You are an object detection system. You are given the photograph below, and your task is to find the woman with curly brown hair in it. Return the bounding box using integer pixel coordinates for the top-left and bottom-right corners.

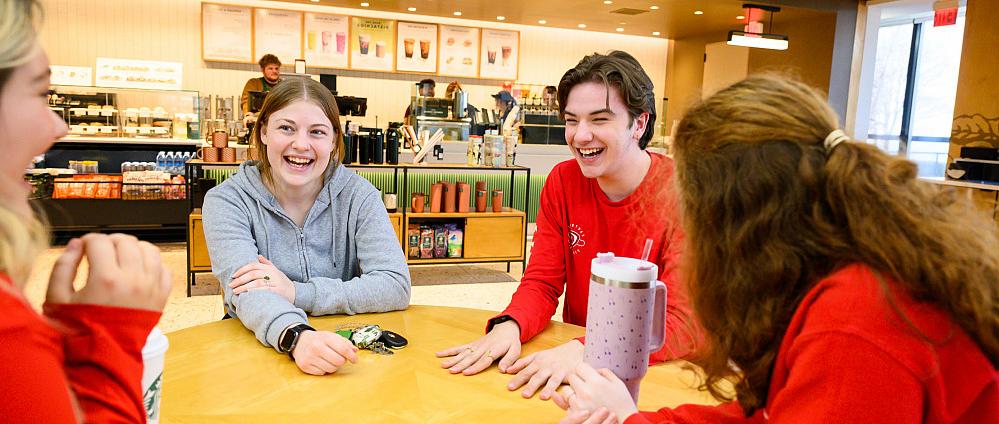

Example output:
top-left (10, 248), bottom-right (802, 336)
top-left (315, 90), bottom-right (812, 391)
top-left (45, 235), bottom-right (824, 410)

top-left (554, 74), bottom-right (998, 423)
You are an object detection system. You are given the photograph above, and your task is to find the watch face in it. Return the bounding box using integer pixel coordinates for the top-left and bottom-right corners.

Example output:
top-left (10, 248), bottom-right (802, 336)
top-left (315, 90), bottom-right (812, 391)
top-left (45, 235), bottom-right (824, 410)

top-left (350, 325), bottom-right (383, 348)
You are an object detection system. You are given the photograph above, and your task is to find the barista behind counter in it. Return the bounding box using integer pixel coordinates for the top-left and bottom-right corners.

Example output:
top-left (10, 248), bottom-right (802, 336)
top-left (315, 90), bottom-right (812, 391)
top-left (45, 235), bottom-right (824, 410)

top-left (240, 54), bottom-right (283, 118)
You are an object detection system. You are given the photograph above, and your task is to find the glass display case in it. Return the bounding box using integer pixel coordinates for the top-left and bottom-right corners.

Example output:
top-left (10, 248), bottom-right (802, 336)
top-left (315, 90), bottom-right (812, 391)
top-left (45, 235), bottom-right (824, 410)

top-left (49, 85), bottom-right (201, 140)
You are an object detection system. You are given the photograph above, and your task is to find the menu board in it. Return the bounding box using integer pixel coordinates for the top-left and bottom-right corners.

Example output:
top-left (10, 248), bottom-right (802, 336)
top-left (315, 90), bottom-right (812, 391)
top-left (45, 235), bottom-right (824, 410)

top-left (395, 22), bottom-right (438, 73)
top-left (50, 66), bottom-right (92, 86)
top-left (438, 25), bottom-right (479, 78)
top-left (350, 17), bottom-right (395, 72)
top-left (479, 29), bottom-right (519, 80)
top-left (95, 58), bottom-right (182, 90)
top-left (254, 8), bottom-right (303, 64)
top-left (304, 13), bottom-right (350, 69)
top-left (202, 3), bottom-right (253, 62)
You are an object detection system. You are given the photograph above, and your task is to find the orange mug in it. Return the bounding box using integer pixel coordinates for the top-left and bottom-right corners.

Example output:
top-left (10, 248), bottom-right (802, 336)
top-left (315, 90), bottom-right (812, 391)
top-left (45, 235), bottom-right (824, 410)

top-left (197, 147), bottom-right (219, 162)
top-left (221, 147), bottom-right (236, 163)
top-left (411, 192), bottom-right (426, 213)
top-left (211, 130), bottom-right (228, 148)
top-left (491, 189), bottom-right (504, 212)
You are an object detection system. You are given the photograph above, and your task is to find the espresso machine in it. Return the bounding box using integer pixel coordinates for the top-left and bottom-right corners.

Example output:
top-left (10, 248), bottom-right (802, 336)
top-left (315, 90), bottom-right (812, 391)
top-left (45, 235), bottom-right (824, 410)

top-left (411, 83), bottom-right (471, 142)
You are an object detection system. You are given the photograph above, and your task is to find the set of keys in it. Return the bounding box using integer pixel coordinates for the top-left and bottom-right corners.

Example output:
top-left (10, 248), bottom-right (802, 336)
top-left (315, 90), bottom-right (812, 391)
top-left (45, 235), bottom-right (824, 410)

top-left (335, 324), bottom-right (407, 355)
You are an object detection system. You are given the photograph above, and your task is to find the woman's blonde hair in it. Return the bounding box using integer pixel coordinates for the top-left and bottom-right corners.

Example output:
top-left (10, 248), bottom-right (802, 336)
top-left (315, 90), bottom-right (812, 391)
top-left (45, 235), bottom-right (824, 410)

top-left (673, 74), bottom-right (999, 414)
top-left (251, 77), bottom-right (344, 186)
top-left (0, 0), bottom-right (47, 285)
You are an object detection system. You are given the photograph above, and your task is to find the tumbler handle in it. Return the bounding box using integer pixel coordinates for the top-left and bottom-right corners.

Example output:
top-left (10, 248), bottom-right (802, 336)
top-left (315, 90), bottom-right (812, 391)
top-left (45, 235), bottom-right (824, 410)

top-left (648, 281), bottom-right (667, 352)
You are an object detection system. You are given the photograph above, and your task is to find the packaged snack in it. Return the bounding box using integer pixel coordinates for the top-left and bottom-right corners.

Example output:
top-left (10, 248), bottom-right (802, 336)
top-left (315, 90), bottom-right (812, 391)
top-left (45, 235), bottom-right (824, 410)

top-left (420, 226), bottom-right (434, 259)
top-left (433, 224), bottom-right (448, 258)
top-left (407, 224), bottom-right (421, 258)
top-left (446, 224), bottom-right (463, 258)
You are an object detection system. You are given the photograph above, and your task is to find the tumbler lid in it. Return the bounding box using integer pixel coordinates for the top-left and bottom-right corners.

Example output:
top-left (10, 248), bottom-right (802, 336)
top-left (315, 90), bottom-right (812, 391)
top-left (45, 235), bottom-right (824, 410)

top-left (590, 252), bottom-right (658, 289)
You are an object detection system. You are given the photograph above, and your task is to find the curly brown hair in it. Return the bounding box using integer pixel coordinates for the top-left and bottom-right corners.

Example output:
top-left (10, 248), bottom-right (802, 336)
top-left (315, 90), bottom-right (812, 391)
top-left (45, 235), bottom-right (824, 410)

top-left (672, 74), bottom-right (999, 414)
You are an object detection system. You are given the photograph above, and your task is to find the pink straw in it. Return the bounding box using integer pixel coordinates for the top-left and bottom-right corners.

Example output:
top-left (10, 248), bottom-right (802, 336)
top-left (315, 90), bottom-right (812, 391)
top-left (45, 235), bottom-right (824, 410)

top-left (638, 238), bottom-right (654, 270)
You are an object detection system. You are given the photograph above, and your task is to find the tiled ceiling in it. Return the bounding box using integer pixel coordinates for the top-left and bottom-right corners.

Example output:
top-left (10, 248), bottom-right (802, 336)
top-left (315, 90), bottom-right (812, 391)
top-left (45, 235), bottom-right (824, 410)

top-left (268, 0), bottom-right (843, 39)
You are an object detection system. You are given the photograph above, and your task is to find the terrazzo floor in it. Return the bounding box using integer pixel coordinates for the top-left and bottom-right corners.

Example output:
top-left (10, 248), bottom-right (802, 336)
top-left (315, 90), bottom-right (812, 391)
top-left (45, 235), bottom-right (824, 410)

top-left (21, 239), bottom-right (565, 335)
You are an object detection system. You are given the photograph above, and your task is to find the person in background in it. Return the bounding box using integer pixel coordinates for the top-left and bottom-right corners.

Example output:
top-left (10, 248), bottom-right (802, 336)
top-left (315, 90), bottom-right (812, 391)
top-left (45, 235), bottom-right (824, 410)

top-left (0, 1), bottom-right (172, 422)
top-left (437, 51), bottom-right (699, 401)
top-left (542, 85), bottom-right (558, 109)
top-left (444, 80), bottom-right (478, 125)
top-left (241, 54), bottom-right (283, 118)
top-left (404, 78), bottom-right (436, 124)
top-left (203, 77), bottom-right (411, 376)
top-left (492, 90), bottom-right (521, 135)
top-left (555, 75), bottom-right (999, 424)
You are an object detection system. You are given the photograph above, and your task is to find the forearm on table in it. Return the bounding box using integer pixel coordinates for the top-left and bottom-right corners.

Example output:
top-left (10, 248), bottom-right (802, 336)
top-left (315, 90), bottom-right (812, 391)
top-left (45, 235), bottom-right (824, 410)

top-left (230, 289), bottom-right (308, 349)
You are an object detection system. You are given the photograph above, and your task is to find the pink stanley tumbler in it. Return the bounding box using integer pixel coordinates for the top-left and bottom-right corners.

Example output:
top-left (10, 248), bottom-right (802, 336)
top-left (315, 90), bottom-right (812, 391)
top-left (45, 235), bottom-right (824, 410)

top-left (584, 252), bottom-right (667, 402)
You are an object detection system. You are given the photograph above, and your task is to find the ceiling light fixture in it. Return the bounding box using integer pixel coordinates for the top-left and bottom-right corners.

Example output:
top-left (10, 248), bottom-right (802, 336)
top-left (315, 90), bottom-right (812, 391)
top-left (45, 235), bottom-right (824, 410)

top-left (650, 5), bottom-right (659, 10)
top-left (578, 23), bottom-right (587, 28)
top-left (727, 4), bottom-right (789, 50)
top-left (694, 10), bottom-right (703, 15)
top-left (408, 7), bottom-right (416, 12)
top-left (497, 16), bottom-right (505, 20)
top-left (538, 19), bottom-right (547, 24)
top-left (736, 15), bottom-right (745, 19)
top-left (360, 2), bottom-right (369, 6)
top-left (453, 11), bottom-right (462, 16)
top-left (652, 31), bottom-right (660, 36)
top-left (310, 0), bottom-right (319, 3)
top-left (616, 27), bottom-right (624, 32)
top-left (603, 0), bottom-right (613, 4)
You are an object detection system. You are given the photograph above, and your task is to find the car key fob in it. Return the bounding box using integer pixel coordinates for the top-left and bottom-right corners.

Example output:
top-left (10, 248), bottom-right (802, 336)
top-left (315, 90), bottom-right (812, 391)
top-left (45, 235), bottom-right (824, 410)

top-left (378, 330), bottom-right (408, 349)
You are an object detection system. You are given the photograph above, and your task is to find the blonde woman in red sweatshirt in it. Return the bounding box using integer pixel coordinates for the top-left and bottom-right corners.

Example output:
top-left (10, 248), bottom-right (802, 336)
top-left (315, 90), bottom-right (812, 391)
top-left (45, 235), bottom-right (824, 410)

top-left (0, 1), bottom-right (171, 422)
top-left (555, 75), bottom-right (999, 423)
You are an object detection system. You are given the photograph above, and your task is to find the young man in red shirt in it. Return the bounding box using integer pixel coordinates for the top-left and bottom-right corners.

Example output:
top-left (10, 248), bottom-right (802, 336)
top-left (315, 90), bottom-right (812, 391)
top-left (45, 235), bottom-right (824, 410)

top-left (436, 51), bottom-right (700, 400)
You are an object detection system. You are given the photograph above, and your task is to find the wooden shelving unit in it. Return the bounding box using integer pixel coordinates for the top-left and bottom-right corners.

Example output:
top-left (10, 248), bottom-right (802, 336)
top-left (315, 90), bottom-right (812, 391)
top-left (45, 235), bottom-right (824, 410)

top-left (404, 208), bottom-right (526, 264)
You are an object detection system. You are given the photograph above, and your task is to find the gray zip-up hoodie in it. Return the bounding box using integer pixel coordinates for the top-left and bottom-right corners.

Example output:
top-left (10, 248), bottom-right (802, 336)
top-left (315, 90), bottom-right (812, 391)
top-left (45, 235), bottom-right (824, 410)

top-left (202, 161), bottom-right (410, 350)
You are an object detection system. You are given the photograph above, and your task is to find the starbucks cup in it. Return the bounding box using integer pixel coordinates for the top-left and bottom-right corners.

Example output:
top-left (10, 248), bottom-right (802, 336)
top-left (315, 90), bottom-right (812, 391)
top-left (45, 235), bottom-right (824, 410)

top-left (141, 327), bottom-right (169, 423)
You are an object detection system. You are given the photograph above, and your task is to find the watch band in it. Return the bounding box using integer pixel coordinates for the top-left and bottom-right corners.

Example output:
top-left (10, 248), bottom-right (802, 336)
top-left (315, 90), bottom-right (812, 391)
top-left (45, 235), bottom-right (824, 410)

top-left (487, 315), bottom-right (516, 332)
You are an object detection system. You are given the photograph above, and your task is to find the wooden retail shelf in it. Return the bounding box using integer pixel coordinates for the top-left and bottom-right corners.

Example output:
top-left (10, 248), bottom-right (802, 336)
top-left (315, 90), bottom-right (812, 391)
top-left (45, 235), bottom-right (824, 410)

top-left (405, 208), bottom-right (525, 219)
top-left (407, 257), bottom-right (524, 265)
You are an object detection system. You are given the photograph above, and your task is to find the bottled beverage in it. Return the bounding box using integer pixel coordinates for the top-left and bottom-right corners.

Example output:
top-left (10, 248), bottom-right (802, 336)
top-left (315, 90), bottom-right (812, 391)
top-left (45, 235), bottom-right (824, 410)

top-left (156, 151), bottom-right (167, 172)
top-left (164, 152), bottom-right (177, 175)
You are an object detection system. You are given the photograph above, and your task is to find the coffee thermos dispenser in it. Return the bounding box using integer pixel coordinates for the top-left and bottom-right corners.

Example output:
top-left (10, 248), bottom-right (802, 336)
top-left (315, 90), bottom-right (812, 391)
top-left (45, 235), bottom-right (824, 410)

top-left (385, 129), bottom-right (400, 165)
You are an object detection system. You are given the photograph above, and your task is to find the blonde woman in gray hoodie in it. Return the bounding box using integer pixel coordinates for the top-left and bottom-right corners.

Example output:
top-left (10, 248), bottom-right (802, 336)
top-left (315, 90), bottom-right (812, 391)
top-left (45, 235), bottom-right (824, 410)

top-left (202, 78), bottom-right (411, 376)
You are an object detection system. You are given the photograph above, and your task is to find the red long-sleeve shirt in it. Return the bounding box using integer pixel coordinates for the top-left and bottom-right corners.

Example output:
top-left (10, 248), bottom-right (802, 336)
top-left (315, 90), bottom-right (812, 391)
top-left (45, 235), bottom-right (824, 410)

top-left (625, 264), bottom-right (999, 423)
top-left (493, 153), bottom-right (700, 362)
top-left (0, 274), bottom-right (161, 423)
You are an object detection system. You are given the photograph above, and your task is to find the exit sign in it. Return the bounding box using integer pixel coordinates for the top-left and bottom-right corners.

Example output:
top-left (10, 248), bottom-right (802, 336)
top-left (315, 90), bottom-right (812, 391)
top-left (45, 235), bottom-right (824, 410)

top-left (933, 0), bottom-right (959, 27)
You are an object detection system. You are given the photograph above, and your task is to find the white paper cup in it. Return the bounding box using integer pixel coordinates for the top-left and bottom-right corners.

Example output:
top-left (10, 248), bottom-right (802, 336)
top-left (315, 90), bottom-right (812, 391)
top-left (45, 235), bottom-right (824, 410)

top-left (141, 327), bottom-right (169, 424)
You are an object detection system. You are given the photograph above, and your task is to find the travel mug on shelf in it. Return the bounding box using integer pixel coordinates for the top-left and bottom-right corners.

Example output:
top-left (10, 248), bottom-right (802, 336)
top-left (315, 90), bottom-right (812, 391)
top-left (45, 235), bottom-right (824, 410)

top-left (198, 147), bottom-right (219, 163)
top-left (371, 130), bottom-right (385, 164)
top-left (342, 133), bottom-right (354, 164)
top-left (443, 182), bottom-right (456, 213)
top-left (221, 147), bottom-right (236, 163)
top-left (358, 133), bottom-right (370, 165)
top-left (475, 189), bottom-right (487, 212)
top-left (211, 130), bottom-right (227, 148)
top-left (383, 193), bottom-right (398, 213)
top-left (457, 182), bottom-right (470, 213)
top-left (385, 130), bottom-right (400, 164)
top-left (584, 252), bottom-right (667, 402)
top-left (430, 183), bottom-right (443, 213)
top-left (410, 192), bottom-right (426, 213)
top-left (491, 189), bottom-right (504, 212)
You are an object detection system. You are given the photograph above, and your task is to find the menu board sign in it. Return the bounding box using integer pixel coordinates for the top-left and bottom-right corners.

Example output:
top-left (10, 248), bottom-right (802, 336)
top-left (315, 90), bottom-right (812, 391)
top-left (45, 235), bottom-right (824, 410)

top-left (396, 22), bottom-right (438, 73)
top-left (350, 17), bottom-right (395, 72)
top-left (50, 66), bottom-right (93, 86)
top-left (254, 8), bottom-right (303, 64)
top-left (438, 25), bottom-right (479, 78)
top-left (479, 29), bottom-right (519, 80)
top-left (202, 3), bottom-right (253, 63)
top-left (95, 58), bottom-right (183, 90)
top-left (304, 13), bottom-right (350, 69)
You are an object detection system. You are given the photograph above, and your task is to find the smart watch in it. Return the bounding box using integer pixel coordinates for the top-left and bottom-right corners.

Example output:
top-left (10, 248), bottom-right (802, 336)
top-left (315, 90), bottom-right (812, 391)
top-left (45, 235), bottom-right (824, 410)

top-left (279, 323), bottom-right (315, 359)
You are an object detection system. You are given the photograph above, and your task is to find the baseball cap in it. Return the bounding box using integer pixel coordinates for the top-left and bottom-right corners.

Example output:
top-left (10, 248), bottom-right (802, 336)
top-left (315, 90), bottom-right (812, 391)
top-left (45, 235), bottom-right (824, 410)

top-left (491, 90), bottom-right (515, 103)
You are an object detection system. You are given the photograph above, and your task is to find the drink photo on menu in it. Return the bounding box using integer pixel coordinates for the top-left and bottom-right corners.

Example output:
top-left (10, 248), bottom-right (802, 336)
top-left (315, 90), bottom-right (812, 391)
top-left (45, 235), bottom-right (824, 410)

top-left (479, 28), bottom-right (518, 79)
top-left (396, 22), bottom-right (438, 73)
top-left (351, 16), bottom-right (394, 71)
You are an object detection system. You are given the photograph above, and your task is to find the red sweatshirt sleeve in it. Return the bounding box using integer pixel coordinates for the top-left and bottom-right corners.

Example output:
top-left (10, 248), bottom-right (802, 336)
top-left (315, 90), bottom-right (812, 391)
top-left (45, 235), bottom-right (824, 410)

top-left (649, 204), bottom-right (701, 363)
top-left (44, 303), bottom-right (162, 424)
top-left (490, 170), bottom-right (568, 342)
top-left (623, 331), bottom-right (926, 423)
top-left (0, 299), bottom-right (79, 423)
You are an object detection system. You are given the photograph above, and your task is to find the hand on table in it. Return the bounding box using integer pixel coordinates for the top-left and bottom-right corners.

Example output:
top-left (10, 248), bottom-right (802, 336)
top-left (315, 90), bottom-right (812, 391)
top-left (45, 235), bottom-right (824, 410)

top-left (553, 362), bottom-right (638, 424)
top-left (435, 320), bottom-right (522, 375)
top-left (46, 233), bottom-right (171, 312)
top-left (230, 255), bottom-right (295, 303)
top-left (292, 330), bottom-right (359, 376)
top-left (504, 339), bottom-right (584, 400)
top-left (558, 408), bottom-right (618, 424)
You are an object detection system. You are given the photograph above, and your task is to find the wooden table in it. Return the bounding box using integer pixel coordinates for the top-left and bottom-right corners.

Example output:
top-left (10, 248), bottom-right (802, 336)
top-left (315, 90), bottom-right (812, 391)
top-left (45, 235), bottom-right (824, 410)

top-left (161, 305), bottom-right (719, 423)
